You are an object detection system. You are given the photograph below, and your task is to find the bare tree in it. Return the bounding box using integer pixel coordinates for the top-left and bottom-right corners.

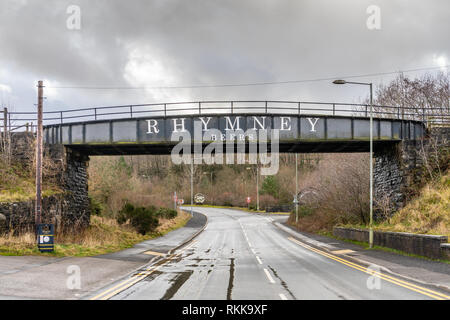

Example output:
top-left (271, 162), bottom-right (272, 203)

top-left (369, 72), bottom-right (450, 121)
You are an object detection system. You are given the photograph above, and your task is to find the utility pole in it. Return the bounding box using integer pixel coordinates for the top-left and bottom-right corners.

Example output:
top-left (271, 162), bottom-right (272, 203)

top-left (369, 83), bottom-right (374, 249)
top-left (35, 80), bottom-right (44, 227)
top-left (295, 153), bottom-right (299, 223)
top-left (256, 162), bottom-right (259, 211)
top-left (190, 155), bottom-right (194, 216)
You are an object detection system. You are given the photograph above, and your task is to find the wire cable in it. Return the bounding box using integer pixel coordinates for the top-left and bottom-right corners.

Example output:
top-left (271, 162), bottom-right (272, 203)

top-left (47, 65), bottom-right (449, 90)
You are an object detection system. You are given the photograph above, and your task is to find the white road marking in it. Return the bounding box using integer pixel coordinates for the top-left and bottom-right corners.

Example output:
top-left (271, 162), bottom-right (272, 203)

top-left (279, 293), bottom-right (288, 300)
top-left (264, 268), bottom-right (276, 284)
top-left (256, 256), bottom-right (263, 265)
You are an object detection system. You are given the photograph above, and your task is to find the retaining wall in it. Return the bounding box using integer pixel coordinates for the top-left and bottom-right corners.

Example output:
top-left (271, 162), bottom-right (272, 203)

top-left (333, 227), bottom-right (448, 259)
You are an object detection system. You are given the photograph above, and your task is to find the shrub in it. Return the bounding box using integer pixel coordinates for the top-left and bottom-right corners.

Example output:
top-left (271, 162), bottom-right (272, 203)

top-left (117, 203), bottom-right (159, 235)
top-left (89, 196), bottom-right (104, 216)
top-left (156, 207), bottom-right (178, 219)
top-left (260, 176), bottom-right (280, 199)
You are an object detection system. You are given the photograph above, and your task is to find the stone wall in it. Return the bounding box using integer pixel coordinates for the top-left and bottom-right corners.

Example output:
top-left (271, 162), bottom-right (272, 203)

top-left (0, 195), bottom-right (73, 233)
top-left (10, 132), bottom-right (35, 165)
top-left (0, 135), bottom-right (91, 233)
top-left (47, 145), bottom-right (91, 229)
top-left (333, 227), bottom-right (448, 259)
top-left (373, 127), bottom-right (449, 216)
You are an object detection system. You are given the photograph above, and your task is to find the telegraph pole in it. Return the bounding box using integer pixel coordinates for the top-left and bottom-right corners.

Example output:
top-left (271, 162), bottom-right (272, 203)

top-left (35, 80), bottom-right (44, 227)
top-left (256, 162), bottom-right (259, 211)
top-left (295, 153), bottom-right (299, 223)
top-left (190, 155), bottom-right (194, 216)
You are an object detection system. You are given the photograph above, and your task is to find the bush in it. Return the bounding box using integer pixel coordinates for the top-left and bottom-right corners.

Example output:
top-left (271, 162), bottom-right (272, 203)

top-left (260, 176), bottom-right (280, 199)
top-left (89, 196), bottom-right (104, 216)
top-left (117, 203), bottom-right (159, 235)
top-left (156, 207), bottom-right (178, 219)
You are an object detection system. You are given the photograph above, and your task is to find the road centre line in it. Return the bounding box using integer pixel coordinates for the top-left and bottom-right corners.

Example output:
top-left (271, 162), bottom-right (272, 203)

top-left (264, 268), bottom-right (276, 284)
top-left (256, 256), bottom-right (263, 265)
top-left (287, 237), bottom-right (449, 300)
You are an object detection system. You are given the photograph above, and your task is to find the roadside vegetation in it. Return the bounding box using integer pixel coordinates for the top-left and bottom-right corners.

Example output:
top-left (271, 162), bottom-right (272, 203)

top-left (0, 154), bottom-right (61, 202)
top-left (347, 170), bottom-right (449, 238)
top-left (0, 210), bottom-right (191, 256)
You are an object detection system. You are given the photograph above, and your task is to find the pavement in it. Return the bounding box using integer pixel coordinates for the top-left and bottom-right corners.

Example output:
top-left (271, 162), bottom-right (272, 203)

top-left (0, 210), bottom-right (206, 300)
top-left (89, 207), bottom-right (450, 300)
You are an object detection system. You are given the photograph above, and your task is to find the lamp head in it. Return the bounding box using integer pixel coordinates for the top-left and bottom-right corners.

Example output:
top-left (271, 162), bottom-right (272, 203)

top-left (333, 79), bottom-right (347, 85)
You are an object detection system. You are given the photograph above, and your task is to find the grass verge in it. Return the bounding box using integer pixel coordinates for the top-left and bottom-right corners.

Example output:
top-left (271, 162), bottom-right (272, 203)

top-left (0, 210), bottom-right (191, 257)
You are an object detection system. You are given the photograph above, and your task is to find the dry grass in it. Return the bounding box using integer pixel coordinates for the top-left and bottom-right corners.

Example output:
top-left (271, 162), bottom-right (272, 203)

top-left (374, 171), bottom-right (450, 238)
top-left (0, 156), bottom-right (61, 202)
top-left (0, 210), bottom-right (191, 257)
top-left (287, 208), bottom-right (341, 234)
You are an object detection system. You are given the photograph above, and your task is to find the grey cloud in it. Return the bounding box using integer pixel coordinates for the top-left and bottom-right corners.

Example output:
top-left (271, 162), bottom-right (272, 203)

top-left (0, 0), bottom-right (448, 111)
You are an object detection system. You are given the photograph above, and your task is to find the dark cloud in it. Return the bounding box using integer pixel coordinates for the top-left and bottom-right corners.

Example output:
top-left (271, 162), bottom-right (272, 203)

top-left (0, 0), bottom-right (448, 111)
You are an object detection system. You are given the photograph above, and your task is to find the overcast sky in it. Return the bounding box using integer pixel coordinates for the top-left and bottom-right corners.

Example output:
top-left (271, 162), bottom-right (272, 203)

top-left (0, 0), bottom-right (448, 114)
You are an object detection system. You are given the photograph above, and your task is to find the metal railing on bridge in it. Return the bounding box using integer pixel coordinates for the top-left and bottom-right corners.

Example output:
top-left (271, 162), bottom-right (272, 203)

top-left (2, 101), bottom-right (449, 132)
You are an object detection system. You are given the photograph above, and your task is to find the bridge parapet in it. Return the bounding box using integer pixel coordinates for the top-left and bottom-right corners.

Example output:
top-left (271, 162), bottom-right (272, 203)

top-left (42, 113), bottom-right (426, 155)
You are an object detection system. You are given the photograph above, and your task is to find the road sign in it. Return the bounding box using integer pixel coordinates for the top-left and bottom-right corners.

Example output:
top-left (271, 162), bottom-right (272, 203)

top-left (246, 196), bottom-right (251, 204)
top-left (194, 193), bottom-right (205, 204)
top-left (178, 199), bottom-right (184, 205)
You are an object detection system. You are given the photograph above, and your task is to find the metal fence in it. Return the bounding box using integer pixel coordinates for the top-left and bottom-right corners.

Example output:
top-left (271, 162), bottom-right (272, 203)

top-left (3, 101), bottom-right (450, 132)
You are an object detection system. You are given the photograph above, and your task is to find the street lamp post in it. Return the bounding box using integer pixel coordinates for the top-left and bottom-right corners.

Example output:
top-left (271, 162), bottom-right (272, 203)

top-left (246, 161), bottom-right (259, 211)
top-left (256, 164), bottom-right (259, 211)
top-left (333, 80), bottom-right (374, 249)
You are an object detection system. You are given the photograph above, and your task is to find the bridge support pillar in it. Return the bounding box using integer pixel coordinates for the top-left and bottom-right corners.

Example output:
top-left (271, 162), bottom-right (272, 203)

top-left (373, 141), bottom-right (421, 218)
top-left (48, 145), bottom-right (90, 229)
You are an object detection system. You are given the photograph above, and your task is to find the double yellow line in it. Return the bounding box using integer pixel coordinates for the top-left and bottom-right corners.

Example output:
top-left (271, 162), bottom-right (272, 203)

top-left (287, 237), bottom-right (450, 300)
top-left (90, 240), bottom-right (197, 300)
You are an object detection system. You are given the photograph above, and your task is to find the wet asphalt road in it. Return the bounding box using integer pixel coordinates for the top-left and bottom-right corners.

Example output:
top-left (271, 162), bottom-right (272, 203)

top-left (105, 207), bottom-right (446, 300)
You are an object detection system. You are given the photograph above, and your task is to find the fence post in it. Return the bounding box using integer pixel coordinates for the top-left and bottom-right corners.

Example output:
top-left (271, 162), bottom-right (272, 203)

top-left (199, 102), bottom-right (201, 115)
top-left (333, 103), bottom-right (335, 116)
top-left (2, 107), bottom-right (6, 139)
top-left (231, 101), bottom-right (233, 114)
top-left (94, 108), bottom-right (97, 120)
top-left (265, 101), bottom-right (268, 114)
top-left (130, 105), bottom-right (133, 118)
top-left (298, 102), bottom-right (301, 116)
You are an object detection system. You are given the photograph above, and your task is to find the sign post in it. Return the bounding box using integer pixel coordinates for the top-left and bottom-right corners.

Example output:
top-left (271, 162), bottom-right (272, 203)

top-left (173, 191), bottom-right (177, 210)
